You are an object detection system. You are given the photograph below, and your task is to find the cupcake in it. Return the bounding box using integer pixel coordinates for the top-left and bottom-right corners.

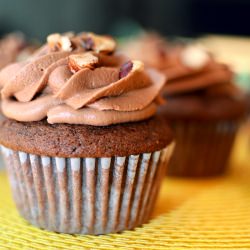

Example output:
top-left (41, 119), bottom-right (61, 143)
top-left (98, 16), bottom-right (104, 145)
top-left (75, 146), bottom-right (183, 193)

top-left (159, 45), bottom-right (246, 177)
top-left (0, 33), bottom-right (37, 116)
top-left (0, 32), bottom-right (37, 69)
top-left (123, 34), bottom-right (246, 177)
top-left (121, 32), bottom-right (177, 71)
top-left (0, 32), bottom-right (174, 234)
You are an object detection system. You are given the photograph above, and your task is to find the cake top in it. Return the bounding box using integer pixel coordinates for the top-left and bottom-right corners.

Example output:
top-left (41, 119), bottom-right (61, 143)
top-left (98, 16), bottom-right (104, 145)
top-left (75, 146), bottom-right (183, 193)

top-left (0, 32), bottom-right (166, 126)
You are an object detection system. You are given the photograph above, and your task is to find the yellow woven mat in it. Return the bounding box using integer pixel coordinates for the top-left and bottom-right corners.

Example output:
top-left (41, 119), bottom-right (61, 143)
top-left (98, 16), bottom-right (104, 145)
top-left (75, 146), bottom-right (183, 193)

top-left (0, 131), bottom-right (250, 249)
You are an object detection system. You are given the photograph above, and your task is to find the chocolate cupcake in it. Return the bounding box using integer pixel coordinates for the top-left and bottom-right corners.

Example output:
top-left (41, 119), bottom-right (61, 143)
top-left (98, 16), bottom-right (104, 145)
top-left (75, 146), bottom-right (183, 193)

top-left (159, 45), bottom-right (246, 177)
top-left (121, 32), bottom-right (177, 72)
top-left (0, 32), bottom-right (38, 70)
top-left (122, 34), bottom-right (247, 176)
top-left (0, 32), bottom-right (174, 234)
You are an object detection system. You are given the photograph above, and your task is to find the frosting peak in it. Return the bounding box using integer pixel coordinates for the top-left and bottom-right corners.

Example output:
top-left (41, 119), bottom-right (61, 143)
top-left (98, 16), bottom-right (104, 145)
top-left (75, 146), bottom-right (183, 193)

top-left (0, 32), bottom-right (166, 126)
top-left (122, 34), bottom-right (238, 98)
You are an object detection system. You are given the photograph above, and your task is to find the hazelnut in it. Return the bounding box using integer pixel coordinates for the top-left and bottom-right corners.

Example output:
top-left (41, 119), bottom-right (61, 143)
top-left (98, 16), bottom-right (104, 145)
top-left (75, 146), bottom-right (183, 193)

top-left (47, 33), bottom-right (61, 46)
top-left (181, 45), bottom-right (209, 69)
top-left (81, 37), bottom-right (95, 51)
top-left (68, 52), bottom-right (99, 73)
top-left (131, 60), bottom-right (144, 71)
top-left (119, 60), bottom-right (144, 79)
top-left (119, 60), bottom-right (133, 79)
top-left (81, 32), bottom-right (116, 53)
top-left (60, 36), bottom-right (72, 52)
top-left (47, 33), bottom-right (73, 52)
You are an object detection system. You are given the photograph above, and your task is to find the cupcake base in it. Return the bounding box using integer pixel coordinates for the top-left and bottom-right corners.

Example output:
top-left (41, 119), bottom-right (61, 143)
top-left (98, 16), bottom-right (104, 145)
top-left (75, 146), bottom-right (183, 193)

top-left (167, 120), bottom-right (239, 177)
top-left (2, 143), bottom-right (174, 235)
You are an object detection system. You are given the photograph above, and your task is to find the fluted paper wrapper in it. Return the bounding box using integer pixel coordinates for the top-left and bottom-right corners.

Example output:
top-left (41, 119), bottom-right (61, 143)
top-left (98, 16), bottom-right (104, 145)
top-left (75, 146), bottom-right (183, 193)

top-left (168, 121), bottom-right (239, 177)
top-left (1, 144), bottom-right (174, 235)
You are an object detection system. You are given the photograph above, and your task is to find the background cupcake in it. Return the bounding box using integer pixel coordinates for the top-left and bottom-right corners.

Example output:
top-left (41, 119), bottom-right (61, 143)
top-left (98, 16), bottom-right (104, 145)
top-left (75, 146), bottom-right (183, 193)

top-left (122, 34), bottom-right (246, 177)
top-left (0, 32), bottom-right (38, 116)
top-left (0, 32), bottom-right (32, 168)
top-left (120, 32), bottom-right (180, 73)
top-left (159, 45), bottom-right (246, 177)
top-left (0, 32), bottom-right (174, 234)
top-left (0, 32), bottom-right (38, 70)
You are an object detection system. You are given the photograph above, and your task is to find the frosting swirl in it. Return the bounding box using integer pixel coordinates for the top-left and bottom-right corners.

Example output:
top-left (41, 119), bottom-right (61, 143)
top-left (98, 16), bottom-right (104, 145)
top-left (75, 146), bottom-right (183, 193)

top-left (161, 45), bottom-right (235, 96)
top-left (122, 34), bottom-right (234, 96)
top-left (123, 33), bottom-right (246, 120)
top-left (0, 32), bottom-right (166, 126)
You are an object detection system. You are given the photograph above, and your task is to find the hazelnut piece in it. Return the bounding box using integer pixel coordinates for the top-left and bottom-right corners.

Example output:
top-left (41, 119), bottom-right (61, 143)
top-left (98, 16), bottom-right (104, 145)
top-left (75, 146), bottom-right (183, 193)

top-left (47, 33), bottom-right (73, 52)
top-left (119, 60), bottom-right (133, 79)
top-left (181, 45), bottom-right (209, 69)
top-left (68, 52), bottom-right (98, 73)
top-left (81, 33), bottom-right (116, 53)
top-left (119, 60), bottom-right (144, 79)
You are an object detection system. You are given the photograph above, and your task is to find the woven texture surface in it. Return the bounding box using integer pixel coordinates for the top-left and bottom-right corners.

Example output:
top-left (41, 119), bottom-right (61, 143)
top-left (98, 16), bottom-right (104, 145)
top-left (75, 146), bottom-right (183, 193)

top-left (0, 131), bottom-right (249, 249)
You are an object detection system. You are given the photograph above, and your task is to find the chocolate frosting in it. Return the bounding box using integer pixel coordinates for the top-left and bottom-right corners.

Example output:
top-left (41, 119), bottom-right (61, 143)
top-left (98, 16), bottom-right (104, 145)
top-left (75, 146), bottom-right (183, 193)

top-left (0, 32), bottom-right (166, 126)
top-left (161, 45), bottom-right (246, 120)
top-left (122, 34), bottom-right (246, 120)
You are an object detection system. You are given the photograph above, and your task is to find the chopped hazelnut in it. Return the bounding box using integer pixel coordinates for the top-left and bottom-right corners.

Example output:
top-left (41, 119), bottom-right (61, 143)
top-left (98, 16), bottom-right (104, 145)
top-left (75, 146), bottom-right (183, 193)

top-left (60, 36), bottom-right (72, 52)
top-left (68, 52), bottom-right (99, 73)
top-left (181, 45), bottom-right (209, 69)
top-left (81, 37), bottom-right (94, 51)
top-left (47, 33), bottom-right (61, 47)
top-left (119, 61), bottom-right (133, 79)
top-left (119, 60), bottom-right (144, 79)
top-left (47, 33), bottom-right (73, 52)
top-left (81, 32), bottom-right (116, 53)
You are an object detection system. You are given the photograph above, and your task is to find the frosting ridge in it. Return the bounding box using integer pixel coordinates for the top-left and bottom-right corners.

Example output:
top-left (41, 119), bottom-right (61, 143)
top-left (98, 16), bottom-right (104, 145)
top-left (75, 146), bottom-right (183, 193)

top-left (0, 32), bottom-right (166, 126)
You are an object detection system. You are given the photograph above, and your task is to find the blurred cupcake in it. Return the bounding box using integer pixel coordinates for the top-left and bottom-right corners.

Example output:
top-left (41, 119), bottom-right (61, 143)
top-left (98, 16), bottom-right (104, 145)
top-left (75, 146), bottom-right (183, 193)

top-left (0, 32), bottom-right (37, 69)
top-left (123, 33), bottom-right (246, 176)
top-left (0, 32), bottom-right (174, 234)
top-left (0, 32), bottom-right (37, 116)
top-left (159, 45), bottom-right (246, 177)
top-left (121, 32), bottom-right (177, 72)
top-left (0, 32), bottom-right (34, 168)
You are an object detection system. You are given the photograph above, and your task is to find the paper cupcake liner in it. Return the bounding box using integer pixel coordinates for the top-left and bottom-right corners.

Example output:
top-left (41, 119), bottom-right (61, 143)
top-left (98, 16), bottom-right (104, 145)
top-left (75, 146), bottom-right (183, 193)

top-left (167, 120), bottom-right (240, 177)
top-left (1, 143), bottom-right (174, 235)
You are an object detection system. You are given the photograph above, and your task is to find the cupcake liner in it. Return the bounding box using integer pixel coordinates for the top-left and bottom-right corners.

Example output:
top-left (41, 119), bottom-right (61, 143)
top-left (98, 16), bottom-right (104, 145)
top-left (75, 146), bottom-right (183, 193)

top-left (167, 120), bottom-right (239, 177)
top-left (1, 143), bottom-right (174, 235)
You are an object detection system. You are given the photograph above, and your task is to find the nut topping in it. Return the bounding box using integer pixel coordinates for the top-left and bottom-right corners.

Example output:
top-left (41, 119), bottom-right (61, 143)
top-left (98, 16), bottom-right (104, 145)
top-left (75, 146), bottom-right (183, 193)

top-left (119, 60), bottom-right (133, 79)
top-left (181, 45), bottom-right (209, 69)
top-left (119, 60), bottom-right (144, 79)
top-left (81, 32), bottom-right (116, 54)
top-left (68, 52), bottom-right (99, 73)
top-left (47, 33), bottom-right (73, 52)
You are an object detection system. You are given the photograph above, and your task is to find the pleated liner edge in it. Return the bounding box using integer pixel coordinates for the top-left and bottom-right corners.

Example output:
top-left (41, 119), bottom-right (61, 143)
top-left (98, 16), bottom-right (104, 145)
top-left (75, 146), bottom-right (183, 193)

top-left (1, 143), bottom-right (174, 235)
